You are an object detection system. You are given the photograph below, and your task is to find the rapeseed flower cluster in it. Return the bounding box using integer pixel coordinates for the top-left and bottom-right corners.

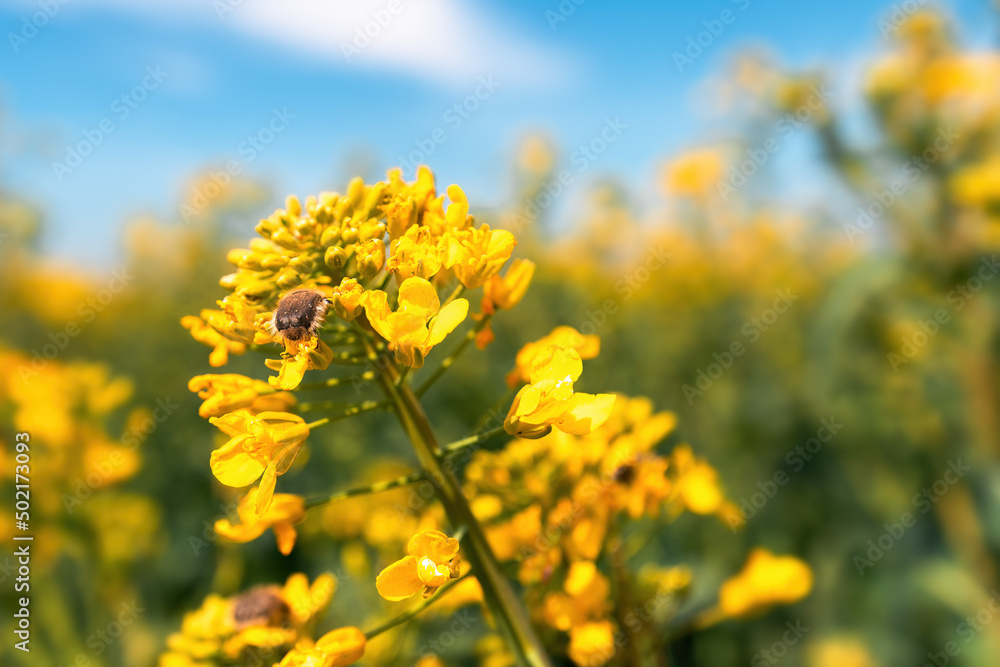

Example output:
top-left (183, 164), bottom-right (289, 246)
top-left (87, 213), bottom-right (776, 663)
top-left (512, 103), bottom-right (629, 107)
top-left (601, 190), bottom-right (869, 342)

top-left (170, 168), bottom-right (812, 666)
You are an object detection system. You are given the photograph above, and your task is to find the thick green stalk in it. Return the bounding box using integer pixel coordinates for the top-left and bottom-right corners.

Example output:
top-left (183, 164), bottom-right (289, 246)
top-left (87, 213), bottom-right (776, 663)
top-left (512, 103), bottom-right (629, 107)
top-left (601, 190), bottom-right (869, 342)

top-left (371, 349), bottom-right (552, 667)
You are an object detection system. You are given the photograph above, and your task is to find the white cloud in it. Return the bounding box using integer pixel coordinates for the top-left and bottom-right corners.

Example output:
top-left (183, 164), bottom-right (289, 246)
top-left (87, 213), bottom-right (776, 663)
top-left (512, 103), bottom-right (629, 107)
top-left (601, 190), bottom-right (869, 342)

top-left (65, 0), bottom-right (572, 88)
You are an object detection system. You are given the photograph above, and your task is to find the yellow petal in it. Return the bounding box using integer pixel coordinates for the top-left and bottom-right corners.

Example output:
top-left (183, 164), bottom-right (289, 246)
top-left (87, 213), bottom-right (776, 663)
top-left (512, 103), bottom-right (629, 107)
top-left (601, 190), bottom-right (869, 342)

top-left (406, 529), bottom-right (460, 561)
top-left (529, 345), bottom-right (583, 385)
top-left (273, 522), bottom-right (298, 556)
top-left (426, 298), bottom-right (469, 347)
top-left (397, 277), bottom-right (440, 320)
top-left (210, 437), bottom-right (266, 487)
top-left (214, 517), bottom-right (267, 543)
top-left (554, 393), bottom-right (617, 435)
top-left (255, 462), bottom-right (278, 515)
top-left (376, 556), bottom-right (423, 601)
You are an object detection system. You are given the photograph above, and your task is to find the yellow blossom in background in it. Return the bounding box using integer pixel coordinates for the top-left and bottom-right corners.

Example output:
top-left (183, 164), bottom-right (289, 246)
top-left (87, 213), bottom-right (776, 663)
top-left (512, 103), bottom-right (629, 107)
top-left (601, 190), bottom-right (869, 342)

top-left (208, 410), bottom-right (310, 514)
top-left (160, 573), bottom-right (335, 666)
top-left (807, 636), bottom-right (881, 667)
top-left (720, 548), bottom-right (813, 617)
top-left (279, 627), bottom-right (366, 667)
top-left (376, 529), bottom-right (461, 601)
top-left (670, 443), bottom-right (728, 516)
top-left (363, 277), bottom-right (469, 368)
top-left (951, 156), bottom-right (1000, 213)
top-left (608, 457), bottom-right (672, 519)
top-left (507, 325), bottom-right (600, 387)
top-left (504, 344), bottom-right (616, 439)
top-left (542, 561), bottom-right (611, 631)
top-left (517, 134), bottom-right (555, 174)
top-left (567, 621), bottom-right (617, 667)
top-left (662, 148), bottom-right (725, 198)
top-left (214, 487), bottom-right (306, 555)
top-left (476, 635), bottom-right (516, 667)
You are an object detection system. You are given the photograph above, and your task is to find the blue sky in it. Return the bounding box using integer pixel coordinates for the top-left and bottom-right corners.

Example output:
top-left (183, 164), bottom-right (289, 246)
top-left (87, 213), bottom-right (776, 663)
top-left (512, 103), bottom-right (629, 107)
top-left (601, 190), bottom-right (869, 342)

top-left (1, 0), bottom-right (995, 264)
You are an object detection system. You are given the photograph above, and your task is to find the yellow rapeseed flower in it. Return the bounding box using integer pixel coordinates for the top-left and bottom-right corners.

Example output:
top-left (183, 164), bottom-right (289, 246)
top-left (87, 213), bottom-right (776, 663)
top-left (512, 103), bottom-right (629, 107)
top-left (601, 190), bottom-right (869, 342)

top-left (363, 277), bottom-right (469, 368)
top-left (375, 529), bottom-right (461, 601)
top-left (387, 226), bottom-right (445, 282)
top-left (507, 326), bottom-right (600, 387)
top-left (441, 223), bottom-right (517, 289)
top-left (504, 345), bottom-right (615, 439)
top-left (208, 410), bottom-right (310, 515)
top-left (214, 486), bottom-right (306, 555)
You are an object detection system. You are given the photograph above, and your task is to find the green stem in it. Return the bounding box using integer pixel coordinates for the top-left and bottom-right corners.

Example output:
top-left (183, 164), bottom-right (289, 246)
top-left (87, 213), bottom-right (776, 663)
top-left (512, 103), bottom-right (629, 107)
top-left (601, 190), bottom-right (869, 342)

top-left (305, 400), bottom-right (388, 429)
top-left (327, 351), bottom-right (371, 365)
top-left (366, 341), bottom-right (552, 667)
top-left (440, 425), bottom-right (507, 457)
top-left (363, 572), bottom-right (471, 640)
top-left (305, 471), bottom-right (424, 509)
top-left (296, 371), bottom-right (375, 391)
top-left (415, 315), bottom-right (492, 398)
